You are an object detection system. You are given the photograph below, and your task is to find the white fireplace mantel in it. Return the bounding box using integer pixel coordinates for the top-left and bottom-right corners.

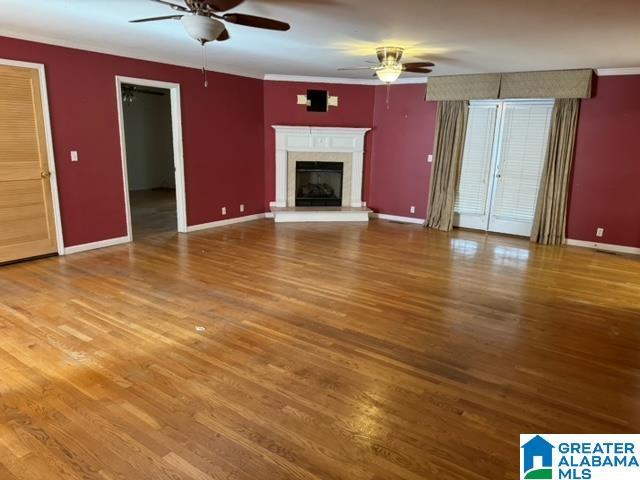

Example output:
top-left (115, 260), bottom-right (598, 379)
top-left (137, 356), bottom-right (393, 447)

top-left (270, 125), bottom-right (371, 208)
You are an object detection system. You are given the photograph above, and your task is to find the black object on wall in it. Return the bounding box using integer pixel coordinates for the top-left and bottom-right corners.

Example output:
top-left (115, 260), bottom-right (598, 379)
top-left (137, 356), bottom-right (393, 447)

top-left (307, 89), bottom-right (328, 112)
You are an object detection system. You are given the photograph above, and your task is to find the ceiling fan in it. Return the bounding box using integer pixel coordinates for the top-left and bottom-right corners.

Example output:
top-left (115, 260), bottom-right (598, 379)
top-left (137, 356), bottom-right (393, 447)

top-left (339, 47), bottom-right (434, 84)
top-left (130, 0), bottom-right (291, 45)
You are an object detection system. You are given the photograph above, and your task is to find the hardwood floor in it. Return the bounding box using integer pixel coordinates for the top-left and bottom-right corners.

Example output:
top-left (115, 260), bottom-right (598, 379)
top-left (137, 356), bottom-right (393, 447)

top-left (0, 219), bottom-right (639, 480)
top-left (129, 188), bottom-right (177, 238)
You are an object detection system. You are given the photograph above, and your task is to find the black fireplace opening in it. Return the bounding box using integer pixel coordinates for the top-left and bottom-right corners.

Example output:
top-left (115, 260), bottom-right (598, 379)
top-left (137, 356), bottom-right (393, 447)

top-left (295, 161), bottom-right (343, 207)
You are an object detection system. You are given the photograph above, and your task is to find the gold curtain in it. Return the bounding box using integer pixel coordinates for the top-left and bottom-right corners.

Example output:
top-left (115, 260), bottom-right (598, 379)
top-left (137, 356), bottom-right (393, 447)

top-left (426, 100), bottom-right (469, 231)
top-left (531, 99), bottom-right (581, 245)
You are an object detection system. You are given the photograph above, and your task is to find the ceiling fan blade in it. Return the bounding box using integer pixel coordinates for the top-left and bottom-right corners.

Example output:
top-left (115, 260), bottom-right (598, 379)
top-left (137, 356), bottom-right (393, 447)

top-left (403, 62), bottom-right (435, 69)
top-left (201, 0), bottom-right (245, 11)
top-left (403, 67), bottom-right (432, 74)
top-left (222, 13), bottom-right (290, 31)
top-left (130, 15), bottom-right (184, 23)
top-left (149, 0), bottom-right (190, 12)
top-left (216, 27), bottom-right (230, 41)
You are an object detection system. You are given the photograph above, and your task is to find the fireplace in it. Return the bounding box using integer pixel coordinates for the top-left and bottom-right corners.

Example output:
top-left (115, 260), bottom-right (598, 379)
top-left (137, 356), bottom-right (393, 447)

top-left (270, 126), bottom-right (371, 222)
top-left (295, 161), bottom-right (343, 207)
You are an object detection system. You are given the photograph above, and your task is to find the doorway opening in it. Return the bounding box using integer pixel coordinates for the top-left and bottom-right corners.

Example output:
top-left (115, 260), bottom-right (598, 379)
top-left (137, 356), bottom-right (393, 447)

top-left (116, 76), bottom-right (187, 240)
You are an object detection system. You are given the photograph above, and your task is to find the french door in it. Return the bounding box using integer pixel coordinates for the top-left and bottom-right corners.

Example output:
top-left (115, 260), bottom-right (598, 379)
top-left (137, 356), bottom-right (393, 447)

top-left (454, 99), bottom-right (553, 236)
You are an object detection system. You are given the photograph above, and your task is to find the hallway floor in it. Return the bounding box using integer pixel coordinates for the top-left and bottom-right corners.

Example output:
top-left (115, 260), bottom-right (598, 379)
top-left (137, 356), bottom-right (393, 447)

top-left (129, 188), bottom-right (176, 238)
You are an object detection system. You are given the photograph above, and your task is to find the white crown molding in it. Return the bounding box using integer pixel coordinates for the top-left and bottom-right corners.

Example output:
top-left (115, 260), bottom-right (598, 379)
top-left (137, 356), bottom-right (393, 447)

top-left (596, 67), bottom-right (640, 77)
top-left (264, 74), bottom-right (428, 86)
top-left (566, 239), bottom-right (640, 255)
top-left (1, 30), bottom-right (264, 80)
top-left (8, 30), bottom-right (640, 82)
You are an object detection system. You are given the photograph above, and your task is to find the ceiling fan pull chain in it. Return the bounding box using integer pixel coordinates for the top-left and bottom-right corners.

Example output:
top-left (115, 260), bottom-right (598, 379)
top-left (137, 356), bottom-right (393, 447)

top-left (386, 83), bottom-right (391, 110)
top-left (202, 41), bottom-right (208, 88)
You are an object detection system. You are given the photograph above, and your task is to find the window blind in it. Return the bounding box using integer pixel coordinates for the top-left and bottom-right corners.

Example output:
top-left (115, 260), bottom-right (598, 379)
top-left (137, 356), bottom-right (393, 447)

top-left (455, 105), bottom-right (497, 215)
top-left (491, 104), bottom-right (553, 222)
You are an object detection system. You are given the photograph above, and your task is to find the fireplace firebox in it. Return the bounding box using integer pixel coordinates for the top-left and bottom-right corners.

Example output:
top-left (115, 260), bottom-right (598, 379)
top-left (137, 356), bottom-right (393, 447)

top-left (295, 161), bottom-right (343, 207)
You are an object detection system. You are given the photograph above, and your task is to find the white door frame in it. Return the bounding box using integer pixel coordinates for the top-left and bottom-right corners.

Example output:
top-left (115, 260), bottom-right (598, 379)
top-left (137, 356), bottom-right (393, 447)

top-left (0, 57), bottom-right (65, 255)
top-left (115, 75), bottom-right (187, 238)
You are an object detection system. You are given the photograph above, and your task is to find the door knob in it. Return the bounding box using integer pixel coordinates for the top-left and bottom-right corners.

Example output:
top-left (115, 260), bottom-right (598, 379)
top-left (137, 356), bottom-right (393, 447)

top-left (41, 171), bottom-right (51, 178)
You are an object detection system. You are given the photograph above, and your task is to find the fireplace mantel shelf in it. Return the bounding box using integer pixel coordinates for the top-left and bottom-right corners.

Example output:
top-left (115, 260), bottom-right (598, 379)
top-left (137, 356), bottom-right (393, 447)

top-left (272, 126), bottom-right (372, 136)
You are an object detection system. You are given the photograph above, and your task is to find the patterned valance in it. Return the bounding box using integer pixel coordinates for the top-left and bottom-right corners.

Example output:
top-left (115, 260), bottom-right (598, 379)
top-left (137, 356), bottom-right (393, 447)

top-left (426, 74), bottom-right (501, 101)
top-left (499, 69), bottom-right (593, 99)
top-left (426, 69), bottom-right (593, 101)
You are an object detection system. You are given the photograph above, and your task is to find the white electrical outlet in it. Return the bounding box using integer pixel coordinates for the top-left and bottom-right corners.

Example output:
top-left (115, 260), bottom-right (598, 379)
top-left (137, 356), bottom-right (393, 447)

top-left (410, 206), bottom-right (416, 214)
top-left (596, 227), bottom-right (604, 238)
top-left (70, 150), bottom-right (79, 162)
top-left (222, 207), bottom-right (227, 215)
top-left (240, 204), bottom-right (245, 213)
top-left (427, 154), bottom-right (433, 163)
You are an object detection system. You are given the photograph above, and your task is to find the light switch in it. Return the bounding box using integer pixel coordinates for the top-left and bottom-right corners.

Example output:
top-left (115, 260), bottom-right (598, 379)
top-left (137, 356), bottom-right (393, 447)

top-left (427, 154), bottom-right (433, 163)
top-left (70, 151), bottom-right (79, 162)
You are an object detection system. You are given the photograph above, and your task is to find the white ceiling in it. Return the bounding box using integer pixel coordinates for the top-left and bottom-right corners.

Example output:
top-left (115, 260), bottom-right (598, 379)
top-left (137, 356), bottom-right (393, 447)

top-left (2, 0), bottom-right (640, 80)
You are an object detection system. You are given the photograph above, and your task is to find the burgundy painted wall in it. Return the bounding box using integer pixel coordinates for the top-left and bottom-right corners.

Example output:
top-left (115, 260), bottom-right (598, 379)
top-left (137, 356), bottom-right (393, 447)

top-left (5, 33), bottom-right (637, 248)
top-left (368, 84), bottom-right (436, 219)
top-left (263, 80), bottom-right (376, 208)
top-left (567, 75), bottom-right (640, 248)
top-left (0, 36), bottom-right (264, 247)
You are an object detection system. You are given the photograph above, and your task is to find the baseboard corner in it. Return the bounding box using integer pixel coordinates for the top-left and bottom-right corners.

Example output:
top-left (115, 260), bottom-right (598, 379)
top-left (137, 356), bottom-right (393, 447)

top-left (63, 235), bottom-right (131, 255)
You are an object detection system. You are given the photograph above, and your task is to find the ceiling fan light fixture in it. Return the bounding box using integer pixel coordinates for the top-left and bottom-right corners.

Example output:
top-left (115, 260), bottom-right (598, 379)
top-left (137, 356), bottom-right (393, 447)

top-left (376, 46), bottom-right (404, 65)
top-left (181, 15), bottom-right (226, 44)
top-left (376, 64), bottom-right (403, 83)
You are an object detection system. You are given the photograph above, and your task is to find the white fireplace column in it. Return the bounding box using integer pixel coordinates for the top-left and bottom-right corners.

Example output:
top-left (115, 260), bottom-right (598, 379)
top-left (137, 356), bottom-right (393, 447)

top-left (270, 126), bottom-right (371, 208)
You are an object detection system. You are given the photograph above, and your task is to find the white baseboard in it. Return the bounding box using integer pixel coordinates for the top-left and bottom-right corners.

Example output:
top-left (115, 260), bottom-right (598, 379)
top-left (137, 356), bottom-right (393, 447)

top-left (186, 213), bottom-right (265, 232)
top-left (63, 235), bottom-right (131, 255)
top-left (371, 213), bottom-right (425, 225)
top-left (264, 212), bottom-right (274, 219)
top-left (566, 239), bottom-right (640, 255)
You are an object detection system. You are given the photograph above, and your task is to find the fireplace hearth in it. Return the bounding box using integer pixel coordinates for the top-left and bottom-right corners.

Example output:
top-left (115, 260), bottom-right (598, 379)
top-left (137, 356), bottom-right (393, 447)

top-left (295, 161), bottom-right (343, 207)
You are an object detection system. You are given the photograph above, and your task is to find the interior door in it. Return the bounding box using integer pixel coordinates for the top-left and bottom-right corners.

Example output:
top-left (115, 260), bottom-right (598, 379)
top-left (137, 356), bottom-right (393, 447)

top-left (488, 102), bottom-right (553, 236)
top-left (0, 64), bottom-right (58, 263)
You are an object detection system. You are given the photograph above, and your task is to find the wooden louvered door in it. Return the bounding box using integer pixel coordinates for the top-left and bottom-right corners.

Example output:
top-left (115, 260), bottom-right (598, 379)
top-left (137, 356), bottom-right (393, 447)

top-left (0, 64), bottom-right (58, 263)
